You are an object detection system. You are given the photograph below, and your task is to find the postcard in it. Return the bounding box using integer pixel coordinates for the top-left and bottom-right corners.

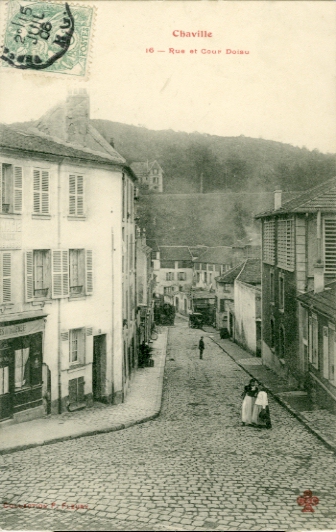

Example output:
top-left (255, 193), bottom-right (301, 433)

top-left (0, 1), bottom-right (335, 531)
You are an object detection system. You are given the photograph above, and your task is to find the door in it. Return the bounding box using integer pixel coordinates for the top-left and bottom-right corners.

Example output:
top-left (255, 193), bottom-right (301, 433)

top-left (0, 341), bottom-right (13, 421)
top-left (92, 335), bottom-right (106, 401)
top-left (256, 321), bottom-right (261, 357)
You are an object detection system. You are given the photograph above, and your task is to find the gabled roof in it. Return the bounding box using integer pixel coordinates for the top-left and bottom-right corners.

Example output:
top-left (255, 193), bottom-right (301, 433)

top-left (236, 258), bottom-right (261, 285)
top-left (256, 177), bottom-right (336, 218)
top-left (0, 124), bottom-right (127, 168)
top-left (216, 263), bottom-right (244, 284)
top-left (297, 281), bottom-right (336, 320)
top-left (130, 160), bottom-right (163, 177)
top-left (193, 246), bottom-right (232, 265)
top-left (159, 246), bottom-right (193, 261)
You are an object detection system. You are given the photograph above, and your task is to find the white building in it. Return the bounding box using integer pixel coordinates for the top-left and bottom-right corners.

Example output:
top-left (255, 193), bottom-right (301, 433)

top-left (0, 91), bottom-right (137, 423)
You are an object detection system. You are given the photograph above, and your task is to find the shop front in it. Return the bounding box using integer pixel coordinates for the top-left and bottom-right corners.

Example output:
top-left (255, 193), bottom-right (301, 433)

top-left (0, 316), bottom-right (46, 423)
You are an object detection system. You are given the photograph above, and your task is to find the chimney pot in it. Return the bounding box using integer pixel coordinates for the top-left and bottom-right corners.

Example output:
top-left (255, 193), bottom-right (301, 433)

top-left (274, 186), bottom-right (282, 210)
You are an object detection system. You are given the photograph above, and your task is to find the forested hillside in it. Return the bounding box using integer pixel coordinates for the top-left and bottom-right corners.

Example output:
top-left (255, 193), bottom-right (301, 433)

top-left (92, 120), bottom-right (336, 194)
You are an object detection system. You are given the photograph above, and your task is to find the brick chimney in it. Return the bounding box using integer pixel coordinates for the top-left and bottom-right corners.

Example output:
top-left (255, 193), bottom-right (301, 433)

top-left (274, 186), bottom-right (282, 210)
top-left (66, 89), bottom-right (90, 146)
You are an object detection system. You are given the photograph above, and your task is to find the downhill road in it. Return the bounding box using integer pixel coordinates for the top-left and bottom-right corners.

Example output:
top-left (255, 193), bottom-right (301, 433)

top-left (1, 316), bottom-right (336, 531)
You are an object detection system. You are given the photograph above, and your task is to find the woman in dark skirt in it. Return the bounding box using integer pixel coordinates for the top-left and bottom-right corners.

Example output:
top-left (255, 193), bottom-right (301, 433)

top-left (241, 379), bottom-right (258, 426)
top-left (251, 385), bottom-right (272, 429)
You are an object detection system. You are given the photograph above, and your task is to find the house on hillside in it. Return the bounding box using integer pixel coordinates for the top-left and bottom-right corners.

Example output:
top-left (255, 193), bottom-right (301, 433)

top-left (234, 259), bottom-right (262, 356)
top-left (256, 178), bottom-right (336, 389)
top-left (130, 160), bottom-right (163, 193)
top-left (0, 89), bottom-right (138, 424)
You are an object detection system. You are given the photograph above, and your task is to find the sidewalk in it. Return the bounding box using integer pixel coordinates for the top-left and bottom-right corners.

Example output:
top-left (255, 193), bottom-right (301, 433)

top-left (0, 329), bottom-right (168, 456)
top-left (208, 329), bottom-right (336, 454)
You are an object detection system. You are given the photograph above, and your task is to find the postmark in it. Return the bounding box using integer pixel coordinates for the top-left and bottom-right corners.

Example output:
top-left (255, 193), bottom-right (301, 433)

top-left (1, 0), bottom-right (93, 76)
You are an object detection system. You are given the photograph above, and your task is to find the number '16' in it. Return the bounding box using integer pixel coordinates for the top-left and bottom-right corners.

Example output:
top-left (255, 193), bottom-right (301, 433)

top-left (146, 48), bottom-right (154, 53)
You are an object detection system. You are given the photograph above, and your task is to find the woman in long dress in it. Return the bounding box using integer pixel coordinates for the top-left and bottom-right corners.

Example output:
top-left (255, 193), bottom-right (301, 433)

top-left (251, 385), bottom-right (272, 429)
top-left (241, 379), bottom-right (258, 426)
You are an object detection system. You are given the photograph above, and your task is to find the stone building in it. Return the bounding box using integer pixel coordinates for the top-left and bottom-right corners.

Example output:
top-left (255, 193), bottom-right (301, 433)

top-left (130, 160), bottom-right (163, 193)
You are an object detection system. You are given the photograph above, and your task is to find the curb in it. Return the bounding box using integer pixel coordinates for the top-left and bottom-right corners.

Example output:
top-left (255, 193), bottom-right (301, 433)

top-left (0, 330), bottom-right (169, 457)
top-left (210, 336), bottom-right (336, 455)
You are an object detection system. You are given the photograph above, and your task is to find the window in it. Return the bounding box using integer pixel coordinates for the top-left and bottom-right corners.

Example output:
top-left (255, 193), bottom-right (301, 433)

top-left (277, 219), bottom-right (294, 271)
top-left (33, 168), bottom-right (49, 214)
top-left (196, 272), bottom-right (200, 282)
top-left (311, 315), bottom-right (318, 368)
top-left (279, 326), bottom-right (285, 359)
top-left (270, 271), bottom-right (274, 303)
top-left (208, 264), bottom-right (214, 271)
top-left (0, 252), bottom-right (11, 303)
top-left (153, 177), bottom-right (158, 184)
top-left (263, 219), bottom-right (275, 264)
top-left (204, 272), bottom-right (207, 283)
top-left (270, 319), bottom-right (275, 349)
top-left (324, 219), bottom-right (336, 277)
top-left (0, 164), bottom-right (23, 213)
top-left (215, 264), bottom-right (221, 272)
top-left (279, 274), bottom-right (284, 310)
top-left (166, 272), bottom-right (174, 281)
top-left (178, 272), bottom-right (186, 281)
top-left (69, 329), bottom-right (85, 365)
top-left (224, 283), bottom-right (231, 292)
top-left (33, 250), bottom-right (50, 298)
top-left (220, 299), bottom-right (225, 312)
top-left (68, 376), bottom-right (85, 404)
top-left (69, 174), bottom-right (84, 216)
top-left (69, 249), bottom-right (85, 296)
top-left (209, 273), bottom-right (212, 284)
top-left (153, 168), bottom-right (158, 175)
top-left (195, 263), bottom-right (201, 270)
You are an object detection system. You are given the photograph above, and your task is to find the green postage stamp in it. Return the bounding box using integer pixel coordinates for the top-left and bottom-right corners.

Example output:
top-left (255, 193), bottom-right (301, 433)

top-left (1, 1), bottom-right (94, 76)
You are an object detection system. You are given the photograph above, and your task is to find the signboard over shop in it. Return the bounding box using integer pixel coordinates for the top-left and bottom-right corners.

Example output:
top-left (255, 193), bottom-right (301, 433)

top-left (0, 319), bottom-right (45, 340)
top-left (0, 218), bottom-right (22, 249)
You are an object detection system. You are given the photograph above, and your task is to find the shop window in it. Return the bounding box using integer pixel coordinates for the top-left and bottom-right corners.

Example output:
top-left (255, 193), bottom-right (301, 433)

top-left (1, 164), bottom-right (23, 213)
top-left (0, 367), bottom-right (9, 395)
top-left (69, 328), bottom-right (85, 365)
top-left (68, 376), bottom-right (85, 404)
top-left (69, 174), bottom-right (84, 216)
top-left (14, 334), bottom-right (42, 389)
top-left (33, 168), bottom-right (49, 214)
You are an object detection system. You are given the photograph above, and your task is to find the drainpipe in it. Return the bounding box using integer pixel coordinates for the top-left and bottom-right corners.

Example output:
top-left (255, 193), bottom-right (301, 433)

top-left (111, 228), bottom-right (115, 403)
top-left (57, 160), bottom-right (63, 414)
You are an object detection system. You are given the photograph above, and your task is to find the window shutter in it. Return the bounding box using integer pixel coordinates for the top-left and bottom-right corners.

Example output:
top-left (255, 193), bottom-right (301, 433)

top-left (77, 175), bottom-right (84, 215)
top-left (13, 166), bottom-right (23, 213)
top-left (323, 327), bottom-right (329, 379)
top-left (324, 220), bottom-right (336, 276)
top-left (0, 164), bottom-right (2, 213)
top-left (78, 376), bottom-right (85, 402)
top-left (62, 250), bottom-right (69, 297)
top-left (2, 252), bottom-right (11, 303)
top-left (69, 175), bottom-right (76, 215)
top-left (25, 251), bottom-right (34, 302)
top-left (41, 171), bottom-right (49, 214)
top-left (68, 378), bottom-right (77, 403)
top-left (85, 250), bottom-right (93, 295)
top-left (52, 250), bottom-right (69, 298)
top-left (33, 169), bottom-right (41, 213)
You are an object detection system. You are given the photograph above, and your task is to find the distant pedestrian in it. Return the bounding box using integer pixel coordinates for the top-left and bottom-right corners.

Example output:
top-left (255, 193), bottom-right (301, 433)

top-left (251, 385), bottom-right (272, 429)
top-left (199, 336), bottom-right (205, 359)
top-left (241, 378), bottom-right (258, 426)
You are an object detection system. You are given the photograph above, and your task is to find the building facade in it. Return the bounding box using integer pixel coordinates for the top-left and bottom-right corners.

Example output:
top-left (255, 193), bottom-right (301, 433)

top-left (256, 179), bottom-right (336, 387)
top-left (0, 93), bottom-right (137, 424)
top-left (130, 160), bottom-right (163, 193)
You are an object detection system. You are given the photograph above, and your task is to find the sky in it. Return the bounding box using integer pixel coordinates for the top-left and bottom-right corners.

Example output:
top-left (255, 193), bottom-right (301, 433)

top-left (0, 1), bottom-right (335, 153)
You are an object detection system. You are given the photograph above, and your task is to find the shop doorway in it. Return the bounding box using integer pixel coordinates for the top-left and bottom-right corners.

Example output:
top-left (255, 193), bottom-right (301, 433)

top-left (92, 335), bottom-right (106, 402)
top-left (0, 341), bottom-right (13, 421)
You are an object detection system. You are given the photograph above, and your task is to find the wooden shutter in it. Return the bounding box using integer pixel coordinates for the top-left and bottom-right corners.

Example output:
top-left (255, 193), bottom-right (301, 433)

top-left (324, 220), bottom-right (336, 276)
top-left (52, 250), bottom-right (69, 298)
top-left (25, 251), bottom-right (34, 301)
top-left (85, 250), bottom-right (93, 295)
top-left (77, 175), bottom-right (84, 215)
top-left (41, 170), bottom-right (49, 214)
top-left (13, 166), bottom-right (23, 213)
top-left (0, 164), bottom-right (2, 213)
top-left (33, 169), bottom-right (41, 213)
top-left (68, 378), bottom-right (77, 403)
top-left (323, 327), bottom-right (329, 379)
top-left (69, 175), bottom-right (76, 215)
top-left (2, 252), bottom-right (11, 303)
top-left (77, 376), bottom-right (85, 402)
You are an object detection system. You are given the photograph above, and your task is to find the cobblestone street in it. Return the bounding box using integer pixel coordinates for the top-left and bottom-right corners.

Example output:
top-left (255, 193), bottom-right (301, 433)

top-left (1, 316), bottom-right (336, 531)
